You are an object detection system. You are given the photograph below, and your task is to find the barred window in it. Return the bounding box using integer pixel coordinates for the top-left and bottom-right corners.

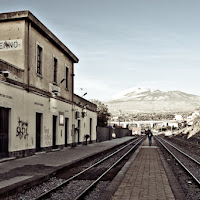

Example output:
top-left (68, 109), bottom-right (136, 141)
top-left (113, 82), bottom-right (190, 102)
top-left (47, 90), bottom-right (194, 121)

top-left (53, 57), bottom-right (57, 83)
top-left (66, 66), bottom-right (69, 89)
top-left (37, 45), bottom-right (42, 75)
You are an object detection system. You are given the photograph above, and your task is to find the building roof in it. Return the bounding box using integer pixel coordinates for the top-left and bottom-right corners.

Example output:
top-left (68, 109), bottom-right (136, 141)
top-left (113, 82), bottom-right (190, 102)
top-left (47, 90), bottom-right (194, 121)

top-left (74, 94), bottom-right (97, 112)
top-left (0, 10), bottom-right (79, 63)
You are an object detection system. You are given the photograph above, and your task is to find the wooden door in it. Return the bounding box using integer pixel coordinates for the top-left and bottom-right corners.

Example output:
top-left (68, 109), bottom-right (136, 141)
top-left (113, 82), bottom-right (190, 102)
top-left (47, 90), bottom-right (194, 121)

top-left (36, 113), bottom-right (42, 151)
top-left (65, 118), bottom-right (68, 147)
top-left (52, 115), bottom-right (57, 148)
top-left (0, 107), bottom-right (9, 158)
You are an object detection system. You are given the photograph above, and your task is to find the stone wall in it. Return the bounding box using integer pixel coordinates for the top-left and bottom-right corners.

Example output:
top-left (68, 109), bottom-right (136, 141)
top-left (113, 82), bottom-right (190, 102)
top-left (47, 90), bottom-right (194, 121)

top-left (97, 126), bottom-right (132, 142)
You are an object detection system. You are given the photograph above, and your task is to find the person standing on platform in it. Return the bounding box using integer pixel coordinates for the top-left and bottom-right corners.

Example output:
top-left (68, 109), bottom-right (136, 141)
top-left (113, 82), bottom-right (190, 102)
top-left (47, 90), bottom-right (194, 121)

top-left (146, 129), bottom-right (153, 146)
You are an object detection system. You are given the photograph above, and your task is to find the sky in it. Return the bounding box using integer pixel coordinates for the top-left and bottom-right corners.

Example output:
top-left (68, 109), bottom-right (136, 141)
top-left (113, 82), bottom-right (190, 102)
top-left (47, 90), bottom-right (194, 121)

top-left (1, 0), bottom-right (200, 101)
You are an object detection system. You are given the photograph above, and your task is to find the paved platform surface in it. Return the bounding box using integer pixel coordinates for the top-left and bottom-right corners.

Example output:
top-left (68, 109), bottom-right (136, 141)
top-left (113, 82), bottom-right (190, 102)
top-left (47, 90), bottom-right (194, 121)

top-left (0, 137), bottom-right (134, 197)
top-left (112, 137), bottom-right (175, 200)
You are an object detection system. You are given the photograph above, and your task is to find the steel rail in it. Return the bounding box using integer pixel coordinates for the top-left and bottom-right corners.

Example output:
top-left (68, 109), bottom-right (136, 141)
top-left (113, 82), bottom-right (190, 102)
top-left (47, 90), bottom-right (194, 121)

top-left (159, 137), bottom-right (200, 165)
top-left (74, 137), bottom-right (143, 200)
top-left (170, 137), bottom-right (200, 149)
top-left (156, 136), bottom-right (200, 186)
top-left (33, 137), bottom-right (144, 200)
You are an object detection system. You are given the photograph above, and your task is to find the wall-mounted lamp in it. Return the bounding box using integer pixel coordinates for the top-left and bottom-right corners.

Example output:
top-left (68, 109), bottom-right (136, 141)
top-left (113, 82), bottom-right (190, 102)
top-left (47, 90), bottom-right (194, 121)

top-left (0, 70), bottom-right (10, 77)
top-left (82, 105), bottom-right (87, 117)
top-left (52, 90), bottom-right (59, 95)
top-left (82, 92), bottom-right (87, 97)
top-left (60, 78), bottom-right (66, 84)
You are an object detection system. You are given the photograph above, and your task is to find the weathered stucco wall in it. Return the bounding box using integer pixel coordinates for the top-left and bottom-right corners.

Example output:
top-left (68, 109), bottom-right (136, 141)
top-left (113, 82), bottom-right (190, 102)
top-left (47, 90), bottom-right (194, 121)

top-left (28, 25), bottom-right (74, 101)
top-left (0, 20), bottom-right (26, 70)
top-left (0, 11), bottom-right (96, 158)
top-left (0, 81), bottom-right (97, 155)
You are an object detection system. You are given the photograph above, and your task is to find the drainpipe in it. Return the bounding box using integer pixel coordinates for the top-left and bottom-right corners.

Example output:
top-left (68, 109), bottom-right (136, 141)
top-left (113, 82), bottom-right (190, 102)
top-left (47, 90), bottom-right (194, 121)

top-left (72, 62), bottom-right (75, 146)
top-left (27, 21), bottom-right (30, 92)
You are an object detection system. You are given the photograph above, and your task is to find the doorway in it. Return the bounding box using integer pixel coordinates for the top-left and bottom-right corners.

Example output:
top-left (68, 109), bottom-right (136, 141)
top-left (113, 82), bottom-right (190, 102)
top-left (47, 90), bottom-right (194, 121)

top-left (90, 118), bottom-right (92, 142)
top-left (52, 115), bottom-right (57, 148)
top-left (0, 107), bottom-right (9, 158)
top-left (77, 120), bottom-right (80, 144)
top-left (36, 113), bottom-right (42, 152)
top-left (65, 118), bottom-right (69, 147)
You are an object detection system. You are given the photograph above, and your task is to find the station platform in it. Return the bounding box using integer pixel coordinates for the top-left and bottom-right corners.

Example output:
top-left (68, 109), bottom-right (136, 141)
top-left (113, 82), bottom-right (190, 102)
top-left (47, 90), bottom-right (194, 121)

top-left (110, 137), bottom-right (186, 200)
top-left (0, 136), bottom-right (186, 200)
top-left (0, 137), bottom-right (135, 199)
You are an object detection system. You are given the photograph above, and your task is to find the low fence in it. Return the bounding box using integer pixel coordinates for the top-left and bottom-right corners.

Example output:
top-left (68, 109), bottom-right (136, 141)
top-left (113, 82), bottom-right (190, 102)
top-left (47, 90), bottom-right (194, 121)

top-left (96, 126), bottom-right (132, 142)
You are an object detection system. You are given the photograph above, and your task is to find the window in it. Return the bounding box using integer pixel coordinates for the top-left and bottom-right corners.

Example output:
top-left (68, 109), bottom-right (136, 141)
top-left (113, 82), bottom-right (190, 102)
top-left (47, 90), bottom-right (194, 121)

top-left (59, 112), bottom-right (64, 126)
top-left (37, 45), bottom-right (42, 75)
top-left (53, 57), bottom-right (57, 83)
top-left (66, 66), bottom-right (69, 89)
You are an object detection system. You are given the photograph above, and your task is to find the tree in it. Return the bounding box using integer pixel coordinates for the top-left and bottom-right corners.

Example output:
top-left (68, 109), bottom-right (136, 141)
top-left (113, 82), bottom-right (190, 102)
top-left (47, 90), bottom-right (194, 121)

top-left (91, 99), bottom-right (111, 127)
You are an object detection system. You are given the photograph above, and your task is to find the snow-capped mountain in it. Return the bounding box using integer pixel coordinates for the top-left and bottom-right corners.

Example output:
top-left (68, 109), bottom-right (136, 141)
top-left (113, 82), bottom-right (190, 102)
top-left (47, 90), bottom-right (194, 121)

top-left (105, 87), bottom-right (200, 114)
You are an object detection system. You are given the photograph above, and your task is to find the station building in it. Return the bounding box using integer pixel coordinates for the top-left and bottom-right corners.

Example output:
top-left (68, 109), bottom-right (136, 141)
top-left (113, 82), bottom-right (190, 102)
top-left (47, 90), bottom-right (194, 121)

top-left (0, 11), bottom-right (97, 159)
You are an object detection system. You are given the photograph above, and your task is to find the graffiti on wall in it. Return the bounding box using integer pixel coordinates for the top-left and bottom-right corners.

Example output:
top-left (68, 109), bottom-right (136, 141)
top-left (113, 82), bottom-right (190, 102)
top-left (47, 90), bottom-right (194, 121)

top-left (44, 126), bottom-right (51, 146)
top-left (16, 117), bottom-right (28, 139)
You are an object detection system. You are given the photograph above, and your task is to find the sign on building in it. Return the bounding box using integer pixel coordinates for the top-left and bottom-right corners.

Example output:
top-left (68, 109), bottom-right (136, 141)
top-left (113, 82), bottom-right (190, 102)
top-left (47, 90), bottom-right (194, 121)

top-left (0, 39), bottom-right (22, 51)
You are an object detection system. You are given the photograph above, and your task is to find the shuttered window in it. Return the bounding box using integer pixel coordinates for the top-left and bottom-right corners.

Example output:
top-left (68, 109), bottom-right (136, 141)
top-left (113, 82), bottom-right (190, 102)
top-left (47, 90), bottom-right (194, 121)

top-left (37, 45), bottom-right (42, 75)
top-left (53, 57), bottom-right (57, 83)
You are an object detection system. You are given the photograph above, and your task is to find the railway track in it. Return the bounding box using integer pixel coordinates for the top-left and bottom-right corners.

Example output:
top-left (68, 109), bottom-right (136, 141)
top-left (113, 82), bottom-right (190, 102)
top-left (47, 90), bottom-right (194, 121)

top-left (16, 137), bottom-right (144, 200)
top-left (156, 136), bottom-right (200, 186)
top-left (166, 136), bottom-right (200, 150)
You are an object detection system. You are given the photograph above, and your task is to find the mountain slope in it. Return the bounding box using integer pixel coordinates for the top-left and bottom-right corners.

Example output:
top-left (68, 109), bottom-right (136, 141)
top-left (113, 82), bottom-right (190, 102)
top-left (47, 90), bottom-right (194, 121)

top-left (105, 88), bottom-right (200, 114)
